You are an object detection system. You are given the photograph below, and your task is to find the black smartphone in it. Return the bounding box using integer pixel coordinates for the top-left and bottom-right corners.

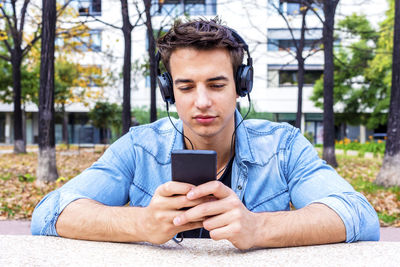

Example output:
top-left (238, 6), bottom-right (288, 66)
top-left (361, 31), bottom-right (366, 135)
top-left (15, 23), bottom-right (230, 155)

top-left (171, 150), bottom-right (217, 186)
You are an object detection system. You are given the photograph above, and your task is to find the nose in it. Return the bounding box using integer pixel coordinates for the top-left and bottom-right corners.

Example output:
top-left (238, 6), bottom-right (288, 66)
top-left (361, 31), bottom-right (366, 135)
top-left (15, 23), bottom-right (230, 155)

top-left (194, 84), bottom-right (211, 110)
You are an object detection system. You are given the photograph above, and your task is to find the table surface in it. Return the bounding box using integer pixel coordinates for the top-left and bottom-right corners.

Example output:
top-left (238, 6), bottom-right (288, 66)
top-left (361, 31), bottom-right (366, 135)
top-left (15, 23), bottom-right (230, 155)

top-left (1, 235), bottom-right (399, 266)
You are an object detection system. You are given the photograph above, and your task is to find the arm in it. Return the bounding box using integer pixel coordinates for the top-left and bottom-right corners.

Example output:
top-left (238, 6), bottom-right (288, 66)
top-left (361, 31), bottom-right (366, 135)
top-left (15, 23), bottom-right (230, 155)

top-left (55, 182), bottom-right (204, 244)
top-left (31, 133), bottom-right (204, 244)
top-left (174, 129), bottom-right (379, 249)
top-left (173, 181), bottom-right (345, 250)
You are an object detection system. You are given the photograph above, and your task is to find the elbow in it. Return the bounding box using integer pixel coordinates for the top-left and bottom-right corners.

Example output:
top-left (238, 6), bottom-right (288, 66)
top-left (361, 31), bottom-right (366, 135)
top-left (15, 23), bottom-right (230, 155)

top-left (347, 195), bottom-right (380, 242)
top-left (358, 207), bottom-right (380, 241)
top-left (30, 191), bottom-right (60, 236)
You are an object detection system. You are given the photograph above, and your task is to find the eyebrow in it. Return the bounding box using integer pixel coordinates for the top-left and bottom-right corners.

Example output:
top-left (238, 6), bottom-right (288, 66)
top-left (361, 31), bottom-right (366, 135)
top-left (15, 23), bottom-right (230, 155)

top-left (174, 75), bottom-right (228, 85)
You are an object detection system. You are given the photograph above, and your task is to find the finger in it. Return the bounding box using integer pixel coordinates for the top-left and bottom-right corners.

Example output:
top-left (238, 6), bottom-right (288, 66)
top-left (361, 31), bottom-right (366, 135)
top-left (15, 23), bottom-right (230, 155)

top-left (209, 224), bottom-right (234, 241)
top-left (186, 181), bottom-right (232, 200)
top-left (170, 195), bottom-right (213, 210)
top-left (156, 181), bottom-right (195, 197)
top-left (202, 211), bottom-right (232, 231)
top-left (173, 197), bottom-right (232, 226)
top-left (177, 221), bottom-right (204, 233)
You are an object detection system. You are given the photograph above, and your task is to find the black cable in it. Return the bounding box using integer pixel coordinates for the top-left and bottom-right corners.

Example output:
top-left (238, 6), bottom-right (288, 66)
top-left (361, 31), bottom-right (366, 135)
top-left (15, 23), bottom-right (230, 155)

top-left (216, 94), bottom-right (252, 177)
top-left (166, 94), bottom-right (252, 240)
top-left (166, 102), bottom-right (195, 150)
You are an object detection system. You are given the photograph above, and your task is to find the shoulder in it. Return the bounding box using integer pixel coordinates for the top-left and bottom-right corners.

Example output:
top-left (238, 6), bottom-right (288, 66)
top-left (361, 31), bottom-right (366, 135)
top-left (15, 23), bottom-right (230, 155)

top-left (240, 119), bottom-right (301, 164)
top-left (107, 117), bottom-right (177, 164)
top-left (243, 119), bottom-right (299, 146)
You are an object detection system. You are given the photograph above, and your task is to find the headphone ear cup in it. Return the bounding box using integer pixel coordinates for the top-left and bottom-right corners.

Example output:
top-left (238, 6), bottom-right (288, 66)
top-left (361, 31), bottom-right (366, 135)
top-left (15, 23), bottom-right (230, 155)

top-left (157, 72), bottom-right (175, 104)
top-left (235, 64), bottom-right (254, 97)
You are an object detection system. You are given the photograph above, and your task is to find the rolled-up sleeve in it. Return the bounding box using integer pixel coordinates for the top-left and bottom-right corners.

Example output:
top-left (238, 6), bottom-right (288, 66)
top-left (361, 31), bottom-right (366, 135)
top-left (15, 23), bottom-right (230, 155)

top-left (284, 129), bottom-right (380, 242)
top-left (31, 133), bottom-right (136, 236)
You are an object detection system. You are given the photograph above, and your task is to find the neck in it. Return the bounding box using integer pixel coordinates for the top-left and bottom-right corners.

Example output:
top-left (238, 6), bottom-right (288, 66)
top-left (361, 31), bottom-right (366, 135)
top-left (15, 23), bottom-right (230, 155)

top-left (183, 120), bottom-right (236, 175)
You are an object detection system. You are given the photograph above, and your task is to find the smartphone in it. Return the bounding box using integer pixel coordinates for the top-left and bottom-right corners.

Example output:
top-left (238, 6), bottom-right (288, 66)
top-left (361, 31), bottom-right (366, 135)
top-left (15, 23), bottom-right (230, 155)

top-left (171, 150), bottom-right (217, 186)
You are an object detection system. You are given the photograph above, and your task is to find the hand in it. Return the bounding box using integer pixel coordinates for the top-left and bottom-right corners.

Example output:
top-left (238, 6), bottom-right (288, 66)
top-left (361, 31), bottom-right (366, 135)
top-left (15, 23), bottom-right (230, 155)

top-left (140, 181), bottom-right (208, 245)
top-left (172, 181), bottom-right (262, 250)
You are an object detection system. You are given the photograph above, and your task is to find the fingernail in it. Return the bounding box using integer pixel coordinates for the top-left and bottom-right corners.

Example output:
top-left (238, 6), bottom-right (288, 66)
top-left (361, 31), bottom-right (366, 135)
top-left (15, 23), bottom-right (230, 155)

top-left (187, 191), bottom-right (194, 199)
top-left (173, 217), bottom-right (181, 226)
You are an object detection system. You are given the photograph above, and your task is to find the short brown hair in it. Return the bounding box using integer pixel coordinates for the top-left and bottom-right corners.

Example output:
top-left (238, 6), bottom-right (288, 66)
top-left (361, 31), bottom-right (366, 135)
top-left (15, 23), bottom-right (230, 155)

top-left (156, 17), bottom-right (244, 75)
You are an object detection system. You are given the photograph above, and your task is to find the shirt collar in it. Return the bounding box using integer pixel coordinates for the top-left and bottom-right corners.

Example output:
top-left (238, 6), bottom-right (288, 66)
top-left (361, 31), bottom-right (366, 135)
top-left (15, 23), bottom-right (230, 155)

top-left (170, 109), bottom-right (255, 164)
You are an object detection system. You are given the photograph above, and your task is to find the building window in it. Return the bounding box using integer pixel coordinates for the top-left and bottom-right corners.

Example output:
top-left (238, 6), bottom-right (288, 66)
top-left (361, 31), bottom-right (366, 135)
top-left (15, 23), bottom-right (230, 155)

top-left (278, 70), bottom-right (323, 87)
top-left (72, 0), bottom-right (102, 16)
top-left (267, 28), bottom-right (322, 52)
top-left (268, 39), bottom-right (321, 52)
top-left (74, 30), bottom-right (102, 52)
top-left (275, 0), bottom-right (323, 16)
top-left (152, 0), bottom-right (216, 16)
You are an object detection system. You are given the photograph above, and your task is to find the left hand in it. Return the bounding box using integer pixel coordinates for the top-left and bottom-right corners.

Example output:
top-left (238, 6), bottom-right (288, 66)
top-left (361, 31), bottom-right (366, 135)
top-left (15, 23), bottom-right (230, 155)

top-left (172, 181), bottom-right (261, 250)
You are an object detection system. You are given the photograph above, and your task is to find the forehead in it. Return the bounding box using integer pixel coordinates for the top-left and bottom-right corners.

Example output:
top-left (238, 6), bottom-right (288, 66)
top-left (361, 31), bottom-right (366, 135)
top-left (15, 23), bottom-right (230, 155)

top-left (169, 48), bottom-right (234, 78)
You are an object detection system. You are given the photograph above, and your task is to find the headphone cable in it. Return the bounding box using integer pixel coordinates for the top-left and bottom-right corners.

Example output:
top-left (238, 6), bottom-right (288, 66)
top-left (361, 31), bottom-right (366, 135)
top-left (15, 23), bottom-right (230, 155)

top-left (166, 102), bottom-right (195, 150)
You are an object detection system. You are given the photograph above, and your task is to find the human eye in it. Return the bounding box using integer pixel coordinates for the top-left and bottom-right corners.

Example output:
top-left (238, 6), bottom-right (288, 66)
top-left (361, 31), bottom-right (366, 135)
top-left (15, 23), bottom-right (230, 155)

top-left (210, 84), bottom-right (226, 89)
top-left (178, 85), bottom-right (193, 91)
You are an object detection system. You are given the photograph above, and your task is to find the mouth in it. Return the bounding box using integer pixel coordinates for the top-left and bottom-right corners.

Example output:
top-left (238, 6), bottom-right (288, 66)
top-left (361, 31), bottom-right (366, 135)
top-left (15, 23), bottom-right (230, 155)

top-left (194, 115), bottom-right (217, 125)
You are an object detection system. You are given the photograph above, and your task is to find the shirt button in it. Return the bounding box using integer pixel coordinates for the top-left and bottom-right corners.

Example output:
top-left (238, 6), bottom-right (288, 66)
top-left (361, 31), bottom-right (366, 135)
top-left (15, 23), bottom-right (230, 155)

top-left (237, 185), bottom-right (242, 190)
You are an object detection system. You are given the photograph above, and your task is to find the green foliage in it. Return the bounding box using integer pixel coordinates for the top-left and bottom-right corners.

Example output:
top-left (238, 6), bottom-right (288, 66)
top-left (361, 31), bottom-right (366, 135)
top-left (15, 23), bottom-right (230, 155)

top-left (239, 106), bottom-right (274, 121)
top-left (88, 102), bottom-right (122, 141)
top-left (378, 212), bottom-right (399, 224)
top-left (311, 7), bottom-right (393, 129)
top-left (55, 59), bottom-right (80, 104)
top-left (131, 107), bottom-right (178, 125)
top-left (0, 57), bottom-right (39, 105)
top-left (335, 138), bottom-right (385, 155)
top-left (18, 174), bottom-right (36, 183)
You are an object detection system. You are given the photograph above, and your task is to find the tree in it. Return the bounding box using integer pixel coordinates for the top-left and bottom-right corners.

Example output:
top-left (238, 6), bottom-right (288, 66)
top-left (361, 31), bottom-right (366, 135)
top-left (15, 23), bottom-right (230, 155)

top-left (85, 1), bottom-right (142, 135)
top-left (310, 14), bottom-right (379, 128)
top-left (88, 101), bottom-right (122, 144)
top-left (37, 0), bottom-right (58, 183)
top-left (300, 0), bottom-right (340, 166)
top-left (121, 0), bottom-right (133, 134)
top-left (0, 0), bottom-right (42, 153)
top-left (267, 1), bottom-right (323, 130)
top-left (376, 0), bottom-right (400, 187)
top-left (320, 0), bottom-right (340, 167)
top-left (54, 58), bottom-right (79, 147)
top-left (144, 0), bottom-right (157, 123)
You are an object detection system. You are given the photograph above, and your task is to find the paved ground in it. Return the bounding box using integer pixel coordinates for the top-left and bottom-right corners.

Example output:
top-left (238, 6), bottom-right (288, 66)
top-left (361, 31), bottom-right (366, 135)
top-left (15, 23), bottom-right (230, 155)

top-left (0, 220), bottom-right (399, 241)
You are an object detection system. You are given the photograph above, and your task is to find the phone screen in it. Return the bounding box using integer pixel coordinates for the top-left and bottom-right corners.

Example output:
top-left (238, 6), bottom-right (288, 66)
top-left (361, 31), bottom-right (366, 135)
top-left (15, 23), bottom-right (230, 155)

top-left (171, 150), bottom-right (217, 186)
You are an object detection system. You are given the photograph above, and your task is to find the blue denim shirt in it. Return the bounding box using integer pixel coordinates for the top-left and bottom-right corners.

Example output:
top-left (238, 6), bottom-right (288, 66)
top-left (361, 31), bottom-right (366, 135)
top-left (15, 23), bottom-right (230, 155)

top-left (31, 110), bottom-right (380, 242)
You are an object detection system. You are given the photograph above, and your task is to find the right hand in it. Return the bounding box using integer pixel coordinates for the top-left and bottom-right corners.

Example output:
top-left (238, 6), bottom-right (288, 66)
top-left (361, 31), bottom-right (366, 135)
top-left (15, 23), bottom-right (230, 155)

top-left (139, 181), bottom-right (207, 244)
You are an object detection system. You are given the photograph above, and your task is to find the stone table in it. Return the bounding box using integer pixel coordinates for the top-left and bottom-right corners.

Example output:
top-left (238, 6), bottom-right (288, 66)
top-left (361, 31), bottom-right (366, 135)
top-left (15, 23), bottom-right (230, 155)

top-left (0, 235), bottom-right (399, 266)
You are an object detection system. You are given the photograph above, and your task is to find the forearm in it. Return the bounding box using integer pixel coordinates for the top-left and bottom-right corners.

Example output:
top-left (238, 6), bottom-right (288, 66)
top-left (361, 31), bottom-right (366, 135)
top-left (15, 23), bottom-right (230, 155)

top-left (56, 199), bottom-right (146, 243)
top-left (254, 203), bottom-right (346, 248)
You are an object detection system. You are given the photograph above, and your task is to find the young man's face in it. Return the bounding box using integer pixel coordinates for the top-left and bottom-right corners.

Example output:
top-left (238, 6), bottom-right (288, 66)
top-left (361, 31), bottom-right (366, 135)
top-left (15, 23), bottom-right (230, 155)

top-left (170, 48), bottom-right (238, 141)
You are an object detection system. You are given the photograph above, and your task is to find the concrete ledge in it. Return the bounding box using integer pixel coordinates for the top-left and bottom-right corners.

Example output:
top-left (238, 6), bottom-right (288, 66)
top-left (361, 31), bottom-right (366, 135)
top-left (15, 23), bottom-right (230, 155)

top-left (0, 236), bottom-right (399, 265)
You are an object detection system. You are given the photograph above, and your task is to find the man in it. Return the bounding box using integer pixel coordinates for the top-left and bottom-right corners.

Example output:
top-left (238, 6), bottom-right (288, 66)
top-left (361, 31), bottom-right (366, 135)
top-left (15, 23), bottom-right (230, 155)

top-left (32, 18), bottom-right (379, 250)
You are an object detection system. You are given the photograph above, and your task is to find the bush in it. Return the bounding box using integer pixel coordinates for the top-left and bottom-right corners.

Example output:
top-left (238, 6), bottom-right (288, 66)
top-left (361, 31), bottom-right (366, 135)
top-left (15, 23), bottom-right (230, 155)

top-left (335, 137), bottom-right (385, 156)
top-left (131, 107), bottom-right (178, 125)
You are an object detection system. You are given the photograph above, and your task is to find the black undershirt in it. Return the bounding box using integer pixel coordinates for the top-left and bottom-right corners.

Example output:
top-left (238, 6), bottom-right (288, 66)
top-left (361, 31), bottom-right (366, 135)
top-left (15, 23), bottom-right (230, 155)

top-left (179, 157), bottom-right (234, 238)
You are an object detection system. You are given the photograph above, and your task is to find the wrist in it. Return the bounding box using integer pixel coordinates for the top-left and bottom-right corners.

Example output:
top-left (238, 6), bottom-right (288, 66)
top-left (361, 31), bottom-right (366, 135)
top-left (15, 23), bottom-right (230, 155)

top-left (253, 211), bottom-right (290, 248)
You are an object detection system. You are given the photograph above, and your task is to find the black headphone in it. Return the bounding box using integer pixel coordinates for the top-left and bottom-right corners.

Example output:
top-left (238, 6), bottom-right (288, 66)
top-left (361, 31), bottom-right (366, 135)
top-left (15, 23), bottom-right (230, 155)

top-left (156, 28), bottom-right (253, 104)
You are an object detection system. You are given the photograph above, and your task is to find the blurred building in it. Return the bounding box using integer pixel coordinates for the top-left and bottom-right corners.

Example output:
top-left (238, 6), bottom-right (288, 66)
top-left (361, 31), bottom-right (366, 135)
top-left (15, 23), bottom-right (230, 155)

top-left (0, 0), bottom-right (388, 145)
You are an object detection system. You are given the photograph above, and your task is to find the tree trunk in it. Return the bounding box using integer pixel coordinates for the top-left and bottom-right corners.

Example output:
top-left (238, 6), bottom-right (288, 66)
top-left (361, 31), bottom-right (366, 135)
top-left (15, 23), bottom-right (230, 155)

top-left (322, 0), bottom-right (339, 168)
top-left (11, 54), bottom-right (26, 153)
top-left (144, 0), bottom-right (157, 122)
top-left (295, 10), bottom-right (307, 130)
top-left (376, 0), bottom-right (400, 187)
top-left (62, 103), bottom-right (69, 149)
top-left (37, 0), bottom-right (58, 183)
top-left (121, 0), bottom-right (133, 134)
